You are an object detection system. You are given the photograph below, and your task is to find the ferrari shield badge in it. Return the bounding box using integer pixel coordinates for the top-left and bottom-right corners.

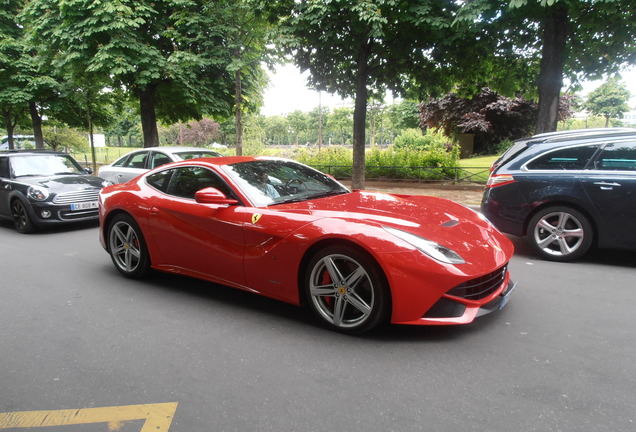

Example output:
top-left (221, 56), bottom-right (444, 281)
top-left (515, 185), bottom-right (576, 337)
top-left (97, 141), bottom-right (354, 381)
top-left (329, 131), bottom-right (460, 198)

top-left (252, 213), bottom-right (262, 224)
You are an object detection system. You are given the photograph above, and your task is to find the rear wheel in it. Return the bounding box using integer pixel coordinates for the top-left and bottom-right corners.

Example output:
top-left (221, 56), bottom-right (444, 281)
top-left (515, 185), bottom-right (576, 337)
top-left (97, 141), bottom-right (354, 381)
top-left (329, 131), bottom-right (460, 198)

top-left (528, 206), bottom-right (593, 261)
top-left (107, 214), bottom-right (150, 278)
top-left (11, 199), bottom-right (35, 234)
top-left (305, 245), bottom-right (390, 334)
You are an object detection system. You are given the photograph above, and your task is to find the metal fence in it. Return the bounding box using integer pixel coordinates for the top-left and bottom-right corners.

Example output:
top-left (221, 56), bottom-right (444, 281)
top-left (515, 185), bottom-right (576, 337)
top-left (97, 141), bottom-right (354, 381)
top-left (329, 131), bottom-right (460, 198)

top-left (315, 165), bottom-right (491, 184)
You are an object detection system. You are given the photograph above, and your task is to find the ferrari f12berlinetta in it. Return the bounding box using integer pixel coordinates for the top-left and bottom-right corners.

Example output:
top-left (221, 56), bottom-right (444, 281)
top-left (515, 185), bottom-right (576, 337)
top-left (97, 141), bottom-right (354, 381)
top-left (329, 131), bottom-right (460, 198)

top-left (99, 156), bottom-right (515, 334)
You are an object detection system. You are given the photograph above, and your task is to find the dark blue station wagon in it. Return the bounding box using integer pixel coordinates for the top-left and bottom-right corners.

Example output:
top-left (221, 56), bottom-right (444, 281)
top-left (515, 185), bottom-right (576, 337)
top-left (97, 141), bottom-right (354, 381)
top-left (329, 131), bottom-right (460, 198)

top-left (481, 129), bottom-right (636, 261)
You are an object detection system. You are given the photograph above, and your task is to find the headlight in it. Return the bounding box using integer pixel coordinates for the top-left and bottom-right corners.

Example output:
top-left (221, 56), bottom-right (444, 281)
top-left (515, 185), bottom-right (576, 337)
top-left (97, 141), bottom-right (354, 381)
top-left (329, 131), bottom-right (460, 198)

top-left (27, 186), bottom-right (49, 201)
top-left (101, 180), bottom-right (113, 188)
top-left (383, 226), bottom-right (465, 265)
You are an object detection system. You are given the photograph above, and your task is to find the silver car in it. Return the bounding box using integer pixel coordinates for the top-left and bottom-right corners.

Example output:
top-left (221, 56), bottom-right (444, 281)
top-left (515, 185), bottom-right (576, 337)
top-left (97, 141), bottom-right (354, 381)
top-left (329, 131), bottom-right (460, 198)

top-left (98, 146), bottom-right (222, 184)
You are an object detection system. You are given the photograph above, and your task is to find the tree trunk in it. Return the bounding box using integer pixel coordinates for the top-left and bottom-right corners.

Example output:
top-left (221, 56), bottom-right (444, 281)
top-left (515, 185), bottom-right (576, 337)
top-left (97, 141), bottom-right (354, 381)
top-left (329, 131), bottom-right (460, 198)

top-left (29, 102), bottom-right (45, 149)
top-left (3, 110), bottom-right (15, 150)
top-left (235, 70), bottom-right (243, 156)
top-left (535, 5), bottom-right (568, 134)
top-left (138, 85), bottom-right (160, 148)
top-left (352, 43), bottom-right (370, 190)
top-left (86, 94), bottom-right (97, 173)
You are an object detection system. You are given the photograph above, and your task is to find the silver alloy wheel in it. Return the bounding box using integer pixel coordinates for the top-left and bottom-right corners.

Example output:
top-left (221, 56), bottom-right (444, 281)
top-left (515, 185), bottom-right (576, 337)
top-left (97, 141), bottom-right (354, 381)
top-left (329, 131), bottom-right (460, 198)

top-left (308, 253), bottom-right (375, 329)
top-left (109, 220), bottom-right (143, 274)
top-left (532, 210), bottom-right (586, 257)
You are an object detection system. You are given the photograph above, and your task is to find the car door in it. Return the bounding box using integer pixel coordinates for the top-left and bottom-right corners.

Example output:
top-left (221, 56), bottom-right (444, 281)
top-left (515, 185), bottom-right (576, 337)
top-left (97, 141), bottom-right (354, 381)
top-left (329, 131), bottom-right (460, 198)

top-left (148, 151), bottom-right (172, 169)
top-left (144, 166), bottom-right (250, 287)
top-left (107, 150), bottom-right (150, 184)
top-left (581, 140), bottom-right (636, 247)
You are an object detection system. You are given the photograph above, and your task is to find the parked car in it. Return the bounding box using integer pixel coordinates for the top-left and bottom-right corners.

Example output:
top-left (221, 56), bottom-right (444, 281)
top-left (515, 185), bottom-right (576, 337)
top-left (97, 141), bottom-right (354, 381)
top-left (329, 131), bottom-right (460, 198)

top-left (98, 146), bottom-right (222, 184)
top-left (0, 150), bottom-right (111, 233)
top-left (482, 128), bottom-right (636, 261)
top-left (99, 156), bottom-right (515, 334)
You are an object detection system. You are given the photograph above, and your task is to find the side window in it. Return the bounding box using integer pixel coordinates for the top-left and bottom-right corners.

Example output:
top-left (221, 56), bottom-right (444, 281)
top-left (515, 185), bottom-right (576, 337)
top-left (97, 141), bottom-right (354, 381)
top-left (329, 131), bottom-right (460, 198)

top-left (125, 151), bottom-right (148, 169)
top-left (146, 170), bottom-right (173, 193)
top-left (526, 145), bottom-right (599, 171)
top-left (112, 155), bottom-right (130, 167)
top-left (150, 152), bottom-right (171, 169)
top-left (0, 158), bottom-right (9, 178)
top-left (594, 141), bottom-right (636, 171)
top-left (165, 167), bottom-right (234, 200)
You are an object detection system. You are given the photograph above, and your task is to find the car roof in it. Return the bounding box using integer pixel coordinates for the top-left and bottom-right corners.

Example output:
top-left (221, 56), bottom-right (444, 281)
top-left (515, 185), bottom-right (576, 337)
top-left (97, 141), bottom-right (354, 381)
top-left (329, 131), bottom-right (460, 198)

top-left (178, 155), bottom-right (280, 166)
top-left (524, 128), bottom-right (636, 146)
top-left (128, 146), bottom-right (222, 153)
top-left (0, 149), bottom-right (68, 156)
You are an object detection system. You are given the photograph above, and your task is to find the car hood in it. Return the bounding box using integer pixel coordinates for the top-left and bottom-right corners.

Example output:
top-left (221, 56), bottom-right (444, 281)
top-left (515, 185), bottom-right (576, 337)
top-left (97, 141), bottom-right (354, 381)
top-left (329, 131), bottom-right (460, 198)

top-left (274, 190), bottom-right (512, 263)
top-left (18, 175), bottom-right (105, 191)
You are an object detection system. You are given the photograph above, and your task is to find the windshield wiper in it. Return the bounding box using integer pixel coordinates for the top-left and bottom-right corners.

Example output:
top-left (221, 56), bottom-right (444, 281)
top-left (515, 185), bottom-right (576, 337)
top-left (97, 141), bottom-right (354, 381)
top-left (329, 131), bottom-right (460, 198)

top-left (273, 190), bottom-right (349, 205)
top-left (273, 196), bottom-right (307, 205)
top-left (306, 190), bottom-right (349, 200)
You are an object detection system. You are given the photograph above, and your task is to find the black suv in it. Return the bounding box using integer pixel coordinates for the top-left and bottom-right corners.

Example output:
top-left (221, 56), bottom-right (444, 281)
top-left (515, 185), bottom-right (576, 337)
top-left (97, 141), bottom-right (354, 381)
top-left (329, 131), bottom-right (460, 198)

top-left (482, 128), bottom-right (636, 261)
top-left (0, 150), bottom-right (111, 233)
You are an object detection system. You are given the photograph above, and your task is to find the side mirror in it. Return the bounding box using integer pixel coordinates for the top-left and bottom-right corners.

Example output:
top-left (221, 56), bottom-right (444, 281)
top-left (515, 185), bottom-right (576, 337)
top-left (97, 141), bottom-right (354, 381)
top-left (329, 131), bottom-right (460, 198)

top-left (84, 167), bottom-right (93, 174)
top-left (195, 187), bottom-right (238, 205)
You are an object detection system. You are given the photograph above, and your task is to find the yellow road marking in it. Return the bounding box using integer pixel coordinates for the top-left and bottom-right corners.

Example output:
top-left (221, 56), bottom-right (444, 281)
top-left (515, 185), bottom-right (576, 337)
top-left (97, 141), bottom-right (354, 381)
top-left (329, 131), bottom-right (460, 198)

top-left (0, 402), bottom-right (178, 431)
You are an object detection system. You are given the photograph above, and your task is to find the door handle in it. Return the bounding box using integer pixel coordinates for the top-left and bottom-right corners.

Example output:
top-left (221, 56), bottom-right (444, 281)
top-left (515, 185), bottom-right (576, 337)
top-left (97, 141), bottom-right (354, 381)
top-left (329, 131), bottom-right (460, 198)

top-left (593, 181), bottom-right (621, 190)
top-left (150, 206), bottom-right (159, 215)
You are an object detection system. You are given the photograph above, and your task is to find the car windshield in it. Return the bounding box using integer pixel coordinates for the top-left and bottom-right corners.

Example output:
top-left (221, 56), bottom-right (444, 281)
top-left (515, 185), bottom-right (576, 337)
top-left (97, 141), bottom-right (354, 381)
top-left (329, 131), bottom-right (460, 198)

top-left (173, 151), bottom-right (221, 160)
top-left (10, 154), bottom-right (85, 178)
top-left (223, 159), bottom-right (350, 206)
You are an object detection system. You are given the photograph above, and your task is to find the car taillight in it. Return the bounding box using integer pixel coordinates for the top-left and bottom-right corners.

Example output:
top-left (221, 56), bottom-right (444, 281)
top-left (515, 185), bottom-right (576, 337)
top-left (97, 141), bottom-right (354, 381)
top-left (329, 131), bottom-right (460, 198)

top-left (486, 174), bottom-right (515, 188)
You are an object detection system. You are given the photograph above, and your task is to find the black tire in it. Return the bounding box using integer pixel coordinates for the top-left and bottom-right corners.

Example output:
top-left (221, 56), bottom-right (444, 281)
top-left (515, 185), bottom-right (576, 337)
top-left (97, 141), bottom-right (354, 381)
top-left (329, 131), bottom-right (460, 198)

top-left (107, 213), bottom-right (150, 278)
top-left (11, 199), bottom-right (36, 234)
top-left (304, 245), bottom-right (391, 334)
top-left (528, 206), bottom-right (593, 262)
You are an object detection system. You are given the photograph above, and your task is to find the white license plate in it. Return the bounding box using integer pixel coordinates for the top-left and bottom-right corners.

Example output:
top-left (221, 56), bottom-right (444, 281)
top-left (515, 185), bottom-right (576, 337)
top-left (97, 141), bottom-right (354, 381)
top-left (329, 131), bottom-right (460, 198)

top-left (71, 201), bottom-right (98, 211)
top-left (499, 282), bottom-right (516, 310)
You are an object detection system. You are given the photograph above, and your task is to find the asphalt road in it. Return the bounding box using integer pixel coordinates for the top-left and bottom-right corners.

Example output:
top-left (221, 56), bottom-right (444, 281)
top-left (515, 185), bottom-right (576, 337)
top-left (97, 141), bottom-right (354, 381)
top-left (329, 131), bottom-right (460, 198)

top-left (1, 220), bottom-right (635, 431)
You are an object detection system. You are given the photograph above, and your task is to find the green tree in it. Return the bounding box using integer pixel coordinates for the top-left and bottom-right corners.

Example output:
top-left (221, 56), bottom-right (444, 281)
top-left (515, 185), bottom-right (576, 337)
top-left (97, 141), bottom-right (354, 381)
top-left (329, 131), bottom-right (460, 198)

top-left (457, 0), bottom-right (636, 133)
top-left (326, 107), bottom-right (354, 145)
top-left (225, 0), bottom-right (276, 155)
top-left (278, 0), bottom-right (459, 188)
top-left (0, 0), bottom-right (32, 149)
top-left (287, 110), bottom-right (309, 145)
top-left (23, 0), bottom-right (237, 148)
top-left (584, 77), bottom-right (632, 127)
top-left (263, 115), bottom-right (289, 146)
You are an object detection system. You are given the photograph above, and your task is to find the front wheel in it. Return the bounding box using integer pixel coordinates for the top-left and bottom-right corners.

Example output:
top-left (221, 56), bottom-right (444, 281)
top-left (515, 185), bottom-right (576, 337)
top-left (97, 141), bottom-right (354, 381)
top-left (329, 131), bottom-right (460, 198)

top-left (528, 206), bottom-right (593, 262)
top-left (11, 199), bottom-right (36, 234)
top-left (107, 214), bottom-right (150, 278)
top-left (305, 245), bottom-right (390, 334)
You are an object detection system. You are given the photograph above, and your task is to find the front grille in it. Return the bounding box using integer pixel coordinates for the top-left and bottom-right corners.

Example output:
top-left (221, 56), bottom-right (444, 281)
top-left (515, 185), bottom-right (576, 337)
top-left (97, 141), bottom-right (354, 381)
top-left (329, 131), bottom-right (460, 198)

top-left (59, 209), bottom-right (99, 220)
top-left (447, 265), bottom-right (507, 301)
top-left (53, 189), bottom-right (99, 204)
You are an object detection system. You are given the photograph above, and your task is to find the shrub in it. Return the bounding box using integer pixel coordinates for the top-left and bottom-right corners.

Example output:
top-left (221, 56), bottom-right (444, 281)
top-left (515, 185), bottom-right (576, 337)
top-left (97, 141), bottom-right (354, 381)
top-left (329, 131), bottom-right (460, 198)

top-left (393, 128), bottom-right (451, 151)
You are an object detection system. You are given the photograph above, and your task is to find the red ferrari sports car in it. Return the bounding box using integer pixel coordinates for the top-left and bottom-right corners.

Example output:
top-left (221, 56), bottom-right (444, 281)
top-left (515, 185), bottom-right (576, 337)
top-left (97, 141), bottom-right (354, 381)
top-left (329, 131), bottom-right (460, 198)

top-left (99, 156), bottom-right (515, 333)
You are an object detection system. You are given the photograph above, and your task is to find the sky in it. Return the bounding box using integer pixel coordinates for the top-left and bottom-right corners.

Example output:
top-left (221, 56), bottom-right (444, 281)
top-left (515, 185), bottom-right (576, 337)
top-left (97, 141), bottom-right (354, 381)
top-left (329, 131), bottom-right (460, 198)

top-left (261, 63), bottom-right (636, 116)
top-left (261, 64), bottom-right (350, 116)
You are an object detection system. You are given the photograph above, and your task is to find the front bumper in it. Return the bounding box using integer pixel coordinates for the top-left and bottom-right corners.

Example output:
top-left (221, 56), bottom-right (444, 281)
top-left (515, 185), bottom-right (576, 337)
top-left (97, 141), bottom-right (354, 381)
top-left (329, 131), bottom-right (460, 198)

top-left (29, 201), bottom-right (99, 226)
top-left (394, 271), bottom-right (516, 326)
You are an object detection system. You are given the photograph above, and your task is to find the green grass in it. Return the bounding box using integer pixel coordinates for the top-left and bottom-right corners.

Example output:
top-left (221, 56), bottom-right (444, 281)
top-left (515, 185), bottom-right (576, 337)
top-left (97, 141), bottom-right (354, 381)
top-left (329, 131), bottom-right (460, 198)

top-left (71, 146), bottom-right (144, 165)
top-left (456, 155), bottom-right (496, 182)
top-left (458, 154), bottom-right (497, 168)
